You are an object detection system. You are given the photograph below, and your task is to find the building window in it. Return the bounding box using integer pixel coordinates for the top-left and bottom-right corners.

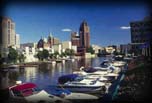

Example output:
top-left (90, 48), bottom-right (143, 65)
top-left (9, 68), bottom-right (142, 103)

top-left (8, 21), bottom-right (10, 29)
top-left (11, 24), bottom-right (14, 29)
top-left (8, 33), bottom-right (10, 44)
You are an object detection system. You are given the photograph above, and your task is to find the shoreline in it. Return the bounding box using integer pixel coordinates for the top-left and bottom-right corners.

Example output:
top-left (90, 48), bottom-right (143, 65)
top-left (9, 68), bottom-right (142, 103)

top-left (113, 57), bottom-right (152, 102)
top-left (0, 55), bottom-right (98, 69)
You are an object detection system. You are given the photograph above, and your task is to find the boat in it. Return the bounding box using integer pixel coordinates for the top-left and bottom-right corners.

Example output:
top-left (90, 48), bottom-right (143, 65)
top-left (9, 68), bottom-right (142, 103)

top-left (47, 86), bottom-right (99, 100)
top-left (58, 74), bottom-right (80, 84)
top-left (113, 55), bottom-right (124, 61)
top-left (19, 64), bottom-right (39, 68)
top-left (9, 81), bottom-right (70, 103)
top-left (73, 67), bottom-right (109, 76)
top-left (111, 61), bottom-right (126, 67)
top-left (58, 77), bottom-right (106, 93)
top-left (8, 65), bottom-right (19, 69)
top-left (84, 75), bottom-right (108, 82)
top-left (95, 59), bottom-right (123, 73)
top-left (58, 73), bottom-right (112, 85)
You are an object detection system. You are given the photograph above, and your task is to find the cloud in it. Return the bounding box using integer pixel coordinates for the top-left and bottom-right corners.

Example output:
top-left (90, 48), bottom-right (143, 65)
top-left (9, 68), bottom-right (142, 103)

top-left (120, 26), bottom-right (130, 30)
top-left (61, 28), bottom-right (72, 32)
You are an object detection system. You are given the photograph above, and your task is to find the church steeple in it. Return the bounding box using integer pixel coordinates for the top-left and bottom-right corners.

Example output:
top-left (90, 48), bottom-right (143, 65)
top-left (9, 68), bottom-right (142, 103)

top-left (49, 31), bottom-right (53, 38)
top-left (48, 31), bottom-right (54, 47)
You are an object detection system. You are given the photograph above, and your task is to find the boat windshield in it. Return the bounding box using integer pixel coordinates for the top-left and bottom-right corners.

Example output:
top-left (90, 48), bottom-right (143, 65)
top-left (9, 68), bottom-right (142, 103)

top-left (12, 90), bottom-right (23, 97)
top-left (100, 62), bottom-right (110, 68)
top-left (90, 80), bottom-right (97, 85)
top-left (75, 76), bottom-right (84, 81)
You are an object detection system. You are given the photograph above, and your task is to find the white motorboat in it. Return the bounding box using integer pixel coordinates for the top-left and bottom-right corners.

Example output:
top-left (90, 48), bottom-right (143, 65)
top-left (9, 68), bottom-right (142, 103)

top-left (73, 67), bottom-right (109, 76)
top-left (48, 86), bottom-right (99, 100)
top-left (111, 61), bottom-right (126, 67)
top-left (9, 81), bottom-right (70, 103)
top-left (8, 64), bottom-right (19, 69)
top-left (58, 78), bottom-right (106, 93)
top-left (63, 92), bottom-right (98, 100)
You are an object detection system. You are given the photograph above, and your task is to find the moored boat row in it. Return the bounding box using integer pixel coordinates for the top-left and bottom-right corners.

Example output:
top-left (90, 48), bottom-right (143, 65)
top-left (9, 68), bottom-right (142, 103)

top-left (57, 57), bottom-right (128, 97)
top-left (7, 56), bottom-right (129, 102)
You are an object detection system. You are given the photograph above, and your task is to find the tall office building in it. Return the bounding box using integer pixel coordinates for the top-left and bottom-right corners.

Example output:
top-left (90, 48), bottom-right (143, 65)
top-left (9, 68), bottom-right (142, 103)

top-left (15, 34), bottom-right (20, 48)
top-left (130, 16), bottom-right (152, 56)
top-left (1, 17), bottom-right (15, 48)
top-left (130, 17), bottom-right (152, 43)
top-left (71, 32), bottom-right (80, 47)
top-left (0, 17), bottom-right (16, 57)
top-left (79, 20), bottom-right (90, 49)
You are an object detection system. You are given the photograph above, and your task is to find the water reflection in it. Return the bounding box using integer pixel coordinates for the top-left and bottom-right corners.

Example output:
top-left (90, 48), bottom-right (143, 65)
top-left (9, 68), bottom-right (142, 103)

top-left (0, 57), bottom-right (106, 89)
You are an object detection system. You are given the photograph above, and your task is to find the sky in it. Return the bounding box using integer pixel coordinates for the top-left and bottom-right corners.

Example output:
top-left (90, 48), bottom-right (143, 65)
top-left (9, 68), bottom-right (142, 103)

top-left (3, 1), bottom-right (149, 47)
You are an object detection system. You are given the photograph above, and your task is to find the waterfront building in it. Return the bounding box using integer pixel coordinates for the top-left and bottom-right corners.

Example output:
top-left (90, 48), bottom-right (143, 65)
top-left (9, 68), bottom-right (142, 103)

top-left (0, 17), bottom-right (16, 57)
top-left (62, 41), bottom-right (72, 52)
top-left (21, 42), bottom-right (37, 49)
top-left (53, 37), bottom-right (60, 45)
top-left (92, 44), bottom-right (103, 54)
top-left (105, 46), bottom-right (116, 54)
top-left (43, 37), bottom-right (50, 50)
top-left (71, 32), bottom-right (80, 47)
top-left (52, 44), bottom-right (62, 54)
top-left (120, 44), bottom-right (132, 55)
top-left (22, 46), bottom-right (38, 62)
top-left (37, 38), bottom-right (44, 48)
top-left (1, 17), bottom-right (15, 48)
top-left (79, 20), bottom-right (90, 49)
top-left (20, 42), bottom-right (38, 62)
top-left (43, 37), bottom-right (48, 43)
top-left (37, 34), bottom-right (60, 49)
top-left (0, 17), bottom-right (21, 58)
top-left (15, 34), bottom-right (20, 48)
top-left (71, 45), bottom-right (77, 53)
top-left (48, 32), bottom-right (54, 47)
top-left (130, 16), bottom-right (152, 57)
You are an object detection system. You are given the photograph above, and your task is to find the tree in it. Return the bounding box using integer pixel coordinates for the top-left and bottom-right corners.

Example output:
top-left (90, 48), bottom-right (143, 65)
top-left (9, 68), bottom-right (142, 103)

top-left (54, 51), bottom-right (59, 59)
top-left (60, 52), bottom-right (66, 58)
top-left (86, 46), bottom-right (95, 54)
top-left (37, 51), bottom-right (43, 61)
top-left (42, 49), bottom-right (49, 60)
top-left (36, 49), bottom-right (49, 61)
top-left (65, 49), bottom-right (75, 56)
top-left (18, 54), bottom-right (26, 63)
top-left (49, 53), bottom-right (54, 59)
top-left (8, 47), bottom-right (18, 63)
top-left (70, 49), bottom-right (75, 56)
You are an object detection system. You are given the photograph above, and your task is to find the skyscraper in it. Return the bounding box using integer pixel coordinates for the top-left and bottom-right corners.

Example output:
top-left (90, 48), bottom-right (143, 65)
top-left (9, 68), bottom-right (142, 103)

top-left (0, 16), bottom-right (17, 57)
top-left (130, 16), bottom-right (152, 56)
top-left (15, 34), bottom-right (20, 48)
top-left (130, 17), bottom-right (152, 44)
top-left (71, 32), bottom-right (80, 47)
top-left (79, 20), bottom-right (90, 49)
top-left (1, 17), bottom-right (15, 48)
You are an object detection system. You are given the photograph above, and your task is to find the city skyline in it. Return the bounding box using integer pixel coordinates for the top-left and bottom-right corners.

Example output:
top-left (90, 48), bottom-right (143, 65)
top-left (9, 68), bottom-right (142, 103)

top-left (4, 1), bottom-right (148, 46)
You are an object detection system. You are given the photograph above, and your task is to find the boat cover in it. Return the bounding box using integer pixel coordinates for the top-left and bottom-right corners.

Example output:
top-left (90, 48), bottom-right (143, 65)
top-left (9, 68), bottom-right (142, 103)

top-left (58, 74), bottom-right (79, 84)
top-left (10, 83), bottom-right (37, 91)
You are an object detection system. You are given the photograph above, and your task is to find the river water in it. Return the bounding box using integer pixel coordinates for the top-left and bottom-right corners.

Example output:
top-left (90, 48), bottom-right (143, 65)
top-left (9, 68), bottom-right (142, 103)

top-left (0, 57), bottom-right (110, 91)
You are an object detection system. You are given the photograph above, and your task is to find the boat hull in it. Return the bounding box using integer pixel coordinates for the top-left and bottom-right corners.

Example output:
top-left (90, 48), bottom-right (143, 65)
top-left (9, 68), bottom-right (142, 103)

top-left (57, 85), bottom-right (103, 93)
